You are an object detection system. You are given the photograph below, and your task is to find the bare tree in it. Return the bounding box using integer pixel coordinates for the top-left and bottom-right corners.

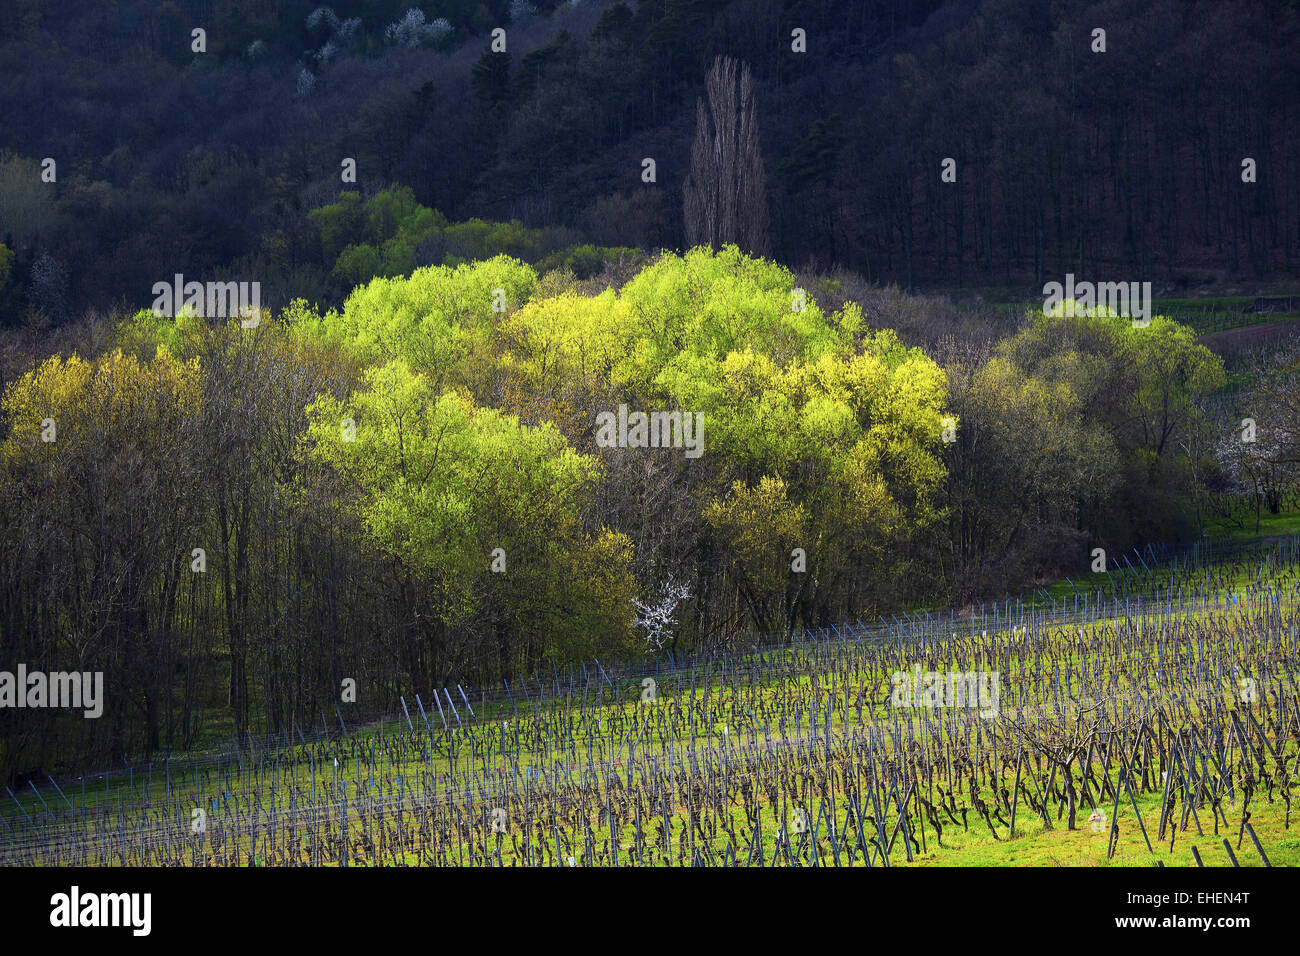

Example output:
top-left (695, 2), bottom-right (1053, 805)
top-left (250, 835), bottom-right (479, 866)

top-left (683, 56), bottom-right (769, 255)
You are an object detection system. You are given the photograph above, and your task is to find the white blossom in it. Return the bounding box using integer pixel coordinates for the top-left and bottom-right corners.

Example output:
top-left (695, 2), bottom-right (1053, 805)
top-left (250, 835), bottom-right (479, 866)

top-left (633, 574), bottom-right (693, 650)
top-left (384, 10), bottom-right (452, 48)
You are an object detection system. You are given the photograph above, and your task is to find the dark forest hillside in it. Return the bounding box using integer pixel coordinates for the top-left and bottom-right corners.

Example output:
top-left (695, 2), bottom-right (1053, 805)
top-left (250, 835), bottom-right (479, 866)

top-left (2, 0), bottom-right (1297, 324)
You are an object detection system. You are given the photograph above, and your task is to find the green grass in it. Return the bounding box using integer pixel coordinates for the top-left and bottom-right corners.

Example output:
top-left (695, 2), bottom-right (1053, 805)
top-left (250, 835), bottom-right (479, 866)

top-left (906, 786), bottom-right (1295, 867)
top-left (7, 596), bottom-right (1294, 867)
top-left (1205, 501), bottom-right (1300, 541)
top-left (6, 517), bottom-right (1298, 867)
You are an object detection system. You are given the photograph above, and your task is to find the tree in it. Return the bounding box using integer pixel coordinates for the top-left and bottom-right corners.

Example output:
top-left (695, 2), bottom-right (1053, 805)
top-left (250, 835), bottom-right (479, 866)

top-left (633, 573), bottom-right (694, 654)
top-left (683, 56), bottom-right (769, 255)
top-left (937, 348), bottom-right (1120, 598)
top-left (995, 305), bottom-right (1225, 546)
top-left (298, 254), bottom-right (537, 401)
top-left (1216, 338), bottom-right (1300, 531)
top-left (304, 358), bottom-right (637, 676)
top-left (471, 45), bottom-right (512, 113)
top-left (384, 10), bottom-right (452, 48)
top-left (1249, 337), bottom-right (1300, 472)
top-left (0, 348), bottom-right (203, 766)
top-left (28, 253), bottom-right (70, 323)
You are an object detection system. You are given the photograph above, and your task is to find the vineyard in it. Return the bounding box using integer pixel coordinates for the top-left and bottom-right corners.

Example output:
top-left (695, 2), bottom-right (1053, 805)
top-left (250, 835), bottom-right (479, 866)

top-left (2, 543), bottom-right (1298, 869)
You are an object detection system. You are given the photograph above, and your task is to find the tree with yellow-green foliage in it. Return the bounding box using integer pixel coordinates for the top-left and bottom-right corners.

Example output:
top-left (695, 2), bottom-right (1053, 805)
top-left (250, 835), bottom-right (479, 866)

top-left (0, 348), bottom-right (203, 767)
top-left (995, 303), bottom-right (1225, 547)
top-left (290, 255), bottom-right (536, 403)
top-left (304, 358), bottom-right (637, 676)
top-left (498, 245), bottom-right (950, 640)
top-left (0, 243), bottom-right (1242, 774)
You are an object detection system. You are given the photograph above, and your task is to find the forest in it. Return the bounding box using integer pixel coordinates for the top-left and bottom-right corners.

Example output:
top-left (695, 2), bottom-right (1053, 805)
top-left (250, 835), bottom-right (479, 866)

top-left (4, 241), bottom-right (1291, 778)
top-left (1, 0), bottom-right (1298, 326)
top-left (0, 0), bottom-right (1297, 784)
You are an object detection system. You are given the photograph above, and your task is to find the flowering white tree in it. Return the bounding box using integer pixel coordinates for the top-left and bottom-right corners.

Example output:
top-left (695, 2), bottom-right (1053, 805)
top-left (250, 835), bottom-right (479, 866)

top-left (384, 10), bottom-right (452, 48)
top-left (1254, 340), bottom-right (1300, 474)
top-left (306, 8), bottom-right (361, 62)
top-left (633, 574), bottom-right (693, 652)
top-left (1216, 414), bottom-right (1296, 532)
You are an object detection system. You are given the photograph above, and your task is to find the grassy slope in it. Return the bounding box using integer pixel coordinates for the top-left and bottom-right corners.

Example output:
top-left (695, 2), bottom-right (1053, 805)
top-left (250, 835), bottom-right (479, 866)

top-left (6, 514), bottom-right (1298, 867)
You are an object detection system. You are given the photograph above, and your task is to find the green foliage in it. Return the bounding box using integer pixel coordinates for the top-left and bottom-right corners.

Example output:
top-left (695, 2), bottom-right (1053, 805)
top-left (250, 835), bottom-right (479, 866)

top-left (614, 245), bottom-right (854, 392)
top-left (309, 191), bottom-right (366, 262)
top-left (301, 255), bottom-right (537, 398)
top-left (1, 348), bottom-right (201, 468)
top-left (471, 44), bottom-right (512, 111)
top-left (505, 245), bottom-right (950, 631)
top-left (333, 242), bottom-right (384, 288)
top-left (1006, 306), bottom-right (1226, 454)
top-left (778, 114), bottom-right (845, 192)
top-left (366, 184), bottom-right (438, 243)
top-left (311, 185), bottom-right (453, 286)
top-left (310, 186), bottom-right (571, 291)
top-left (441, 218), bottom-right (550, 262)
top-left (304, 358), bottom-right (637, 661)
top-left (535, 244), bottom-right (641, 280)
top-left (305, 359), bottom-right (587, 575)
top-left (592, 2), bottom-right (636, 43)
top-left (114, 307), bottom-right (214, 360)
top-left (992, 305), bottom-right (1227, 547)
top-left (4, 238), bottom-right (1263, 772)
